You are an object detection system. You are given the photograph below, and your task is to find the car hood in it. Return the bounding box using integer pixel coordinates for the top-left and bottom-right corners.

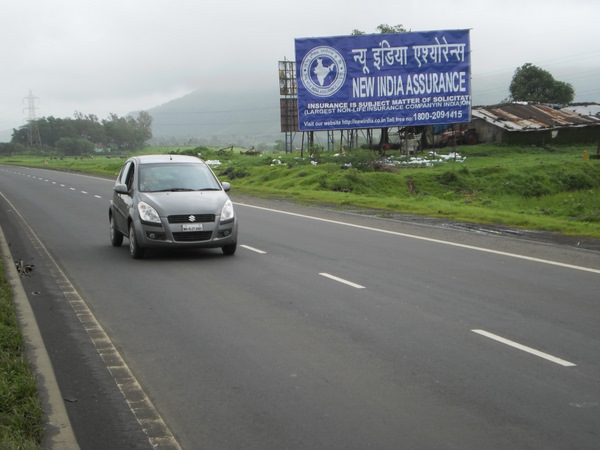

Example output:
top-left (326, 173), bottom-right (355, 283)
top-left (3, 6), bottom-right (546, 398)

top-left (139, 191), bottom-right (229, 216)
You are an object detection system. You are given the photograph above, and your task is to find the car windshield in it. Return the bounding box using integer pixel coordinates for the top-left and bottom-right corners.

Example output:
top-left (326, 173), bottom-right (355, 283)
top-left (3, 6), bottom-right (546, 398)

top-left (139, 163), bottom-right (221, 192)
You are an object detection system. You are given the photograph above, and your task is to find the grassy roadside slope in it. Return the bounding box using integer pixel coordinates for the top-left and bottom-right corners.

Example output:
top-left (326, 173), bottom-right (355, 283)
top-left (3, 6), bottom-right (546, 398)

top-left (214, 145), bottom-right (600, 237)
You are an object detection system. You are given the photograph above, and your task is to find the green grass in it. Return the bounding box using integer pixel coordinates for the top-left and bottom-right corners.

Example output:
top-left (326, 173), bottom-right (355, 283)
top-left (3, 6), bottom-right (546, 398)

top-left (212, 144), bottom-right (600, 238)
top-left (1, 143), bottom-right (599, 238)
top-left (0, 259), bottom-right (43, 449)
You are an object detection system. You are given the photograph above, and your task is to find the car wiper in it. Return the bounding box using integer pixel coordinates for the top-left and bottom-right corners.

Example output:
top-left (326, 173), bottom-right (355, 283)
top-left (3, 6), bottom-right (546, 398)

top-left (156, 188), bottom-right (195, 192)
top-left (154, 187), bottom-right (221, 192)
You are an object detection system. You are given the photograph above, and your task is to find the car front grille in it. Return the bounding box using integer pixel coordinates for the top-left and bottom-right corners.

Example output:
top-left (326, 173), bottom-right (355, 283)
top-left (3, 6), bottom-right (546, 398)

top-left (172, 231), bottom-right (213, 242)
top-left (168, 214), bottom-right (215, 224)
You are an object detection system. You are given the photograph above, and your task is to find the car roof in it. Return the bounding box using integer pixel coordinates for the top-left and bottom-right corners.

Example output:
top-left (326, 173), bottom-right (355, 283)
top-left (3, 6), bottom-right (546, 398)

top-left (130, 154), bottom-right (205, 165)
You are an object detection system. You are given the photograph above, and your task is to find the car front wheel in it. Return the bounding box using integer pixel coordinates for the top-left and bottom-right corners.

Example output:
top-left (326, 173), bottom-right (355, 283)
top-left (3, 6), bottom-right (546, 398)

top-left (222, 242), bottom-right (237, 255)
top-left (109, 215), bottom-right (123, 247)
top-left (129, 223), bottom-right (145, 259)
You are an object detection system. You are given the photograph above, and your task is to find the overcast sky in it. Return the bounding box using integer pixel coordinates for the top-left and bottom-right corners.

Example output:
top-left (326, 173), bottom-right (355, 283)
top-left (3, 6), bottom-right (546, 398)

top-left (1, 0), bottom-right (598, 137)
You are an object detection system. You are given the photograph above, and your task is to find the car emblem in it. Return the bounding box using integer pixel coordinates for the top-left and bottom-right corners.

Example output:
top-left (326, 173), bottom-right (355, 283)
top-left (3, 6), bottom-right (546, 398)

top-left (188, 215), bottom-right (196, 222)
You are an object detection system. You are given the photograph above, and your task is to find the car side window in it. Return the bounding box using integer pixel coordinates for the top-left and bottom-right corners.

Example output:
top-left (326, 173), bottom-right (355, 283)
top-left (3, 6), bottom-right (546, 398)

top-left (119, 162), bottom-right (135, 191)
top-left (118, 162), bottom-right (130, 183)
top-left (126, 164), bottom-right (135, 191)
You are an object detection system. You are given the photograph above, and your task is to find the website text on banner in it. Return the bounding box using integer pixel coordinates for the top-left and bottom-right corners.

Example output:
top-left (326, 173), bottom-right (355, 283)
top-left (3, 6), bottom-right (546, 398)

top-left (294, 29), bottom-right (471, 132)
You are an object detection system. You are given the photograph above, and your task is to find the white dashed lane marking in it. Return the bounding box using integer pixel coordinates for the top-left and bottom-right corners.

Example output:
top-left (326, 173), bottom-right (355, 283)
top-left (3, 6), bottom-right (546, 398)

top-left (319, 272), bottom-right (366, 289)
top-left (0, 168), bottom-right (104, 199)
top-left (472, 329), bottom-right (576, 367)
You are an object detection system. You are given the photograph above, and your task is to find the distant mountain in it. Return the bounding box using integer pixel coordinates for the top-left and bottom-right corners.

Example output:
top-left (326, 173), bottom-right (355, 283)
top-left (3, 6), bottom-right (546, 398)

top-left (145, 88), bottom-right (284, 147)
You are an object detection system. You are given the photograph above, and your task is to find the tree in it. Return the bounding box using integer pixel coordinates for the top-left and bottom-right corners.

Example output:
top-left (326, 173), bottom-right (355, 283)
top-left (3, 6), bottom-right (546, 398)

top-left (509, 63), bottom-right (575, 104)
top-left (10, 111), bottom-right (153, 153)
top-left (103, 111), bottom-right (153, 151)
top-left (0, 142), bottom-right (27, 156)
top-left (136, 111), bottom-right (153, 143)
top-left (376, 24), bottom-right (408, 34)
top-left (352, 24), bottom-right (407, 35)
top-left (56, 136), bottom-right (94, 156)
top-left (73, 112), bottom-right (106, 145)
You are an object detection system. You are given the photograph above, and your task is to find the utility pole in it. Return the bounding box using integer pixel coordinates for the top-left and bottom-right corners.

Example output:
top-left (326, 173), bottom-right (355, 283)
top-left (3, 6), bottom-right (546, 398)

top-left (23, 90), bottom-right (42, 146)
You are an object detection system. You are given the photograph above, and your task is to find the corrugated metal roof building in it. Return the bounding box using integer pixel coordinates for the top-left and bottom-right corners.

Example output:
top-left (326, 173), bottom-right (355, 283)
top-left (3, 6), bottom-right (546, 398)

top-left (470, 103), bottom-right (600, 145)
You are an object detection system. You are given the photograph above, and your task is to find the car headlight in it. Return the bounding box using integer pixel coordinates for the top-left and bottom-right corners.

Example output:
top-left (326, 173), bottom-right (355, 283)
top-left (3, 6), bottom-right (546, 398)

top-left (138, 201), bottom-right (161, 224)
top-left (220, 199), bottom-right (234, 223)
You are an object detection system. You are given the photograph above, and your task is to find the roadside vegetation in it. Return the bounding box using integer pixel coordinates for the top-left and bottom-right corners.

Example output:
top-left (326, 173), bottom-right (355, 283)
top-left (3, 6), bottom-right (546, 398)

top-left (214, 144), bottom-right (600, 237)
top-left (0, 258), bottom-right (43, 449)
top-left (1, 142), bottom-right (599, 238)
top-left (5, 111), bottom-right (153, 155)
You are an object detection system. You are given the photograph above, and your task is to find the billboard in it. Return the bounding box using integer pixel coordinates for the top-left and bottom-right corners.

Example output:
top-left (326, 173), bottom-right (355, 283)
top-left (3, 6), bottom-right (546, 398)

top-left (295, 29), bottom-right (471, 131)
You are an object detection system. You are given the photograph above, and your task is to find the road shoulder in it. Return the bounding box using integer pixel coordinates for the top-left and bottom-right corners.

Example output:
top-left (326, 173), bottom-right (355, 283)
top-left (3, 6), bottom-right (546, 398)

top-left (0, 226), bottom-right (79, 449)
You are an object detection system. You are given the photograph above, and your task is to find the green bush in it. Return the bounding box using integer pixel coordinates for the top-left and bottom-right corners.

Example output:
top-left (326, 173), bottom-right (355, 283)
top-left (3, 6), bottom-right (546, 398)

top-left (318, 168), bottom-right (369, 193)
top-left (557, 172), bottom-right (595, 191)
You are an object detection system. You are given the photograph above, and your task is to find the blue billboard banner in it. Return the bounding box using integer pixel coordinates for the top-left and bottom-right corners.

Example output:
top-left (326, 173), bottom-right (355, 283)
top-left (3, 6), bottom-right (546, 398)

top-left (295, 29), bottom-right (471, 131)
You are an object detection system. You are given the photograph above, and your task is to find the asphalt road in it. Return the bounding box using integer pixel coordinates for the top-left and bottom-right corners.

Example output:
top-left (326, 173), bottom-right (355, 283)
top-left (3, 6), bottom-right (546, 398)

top-left (1, 164), bottom-right (599, 449)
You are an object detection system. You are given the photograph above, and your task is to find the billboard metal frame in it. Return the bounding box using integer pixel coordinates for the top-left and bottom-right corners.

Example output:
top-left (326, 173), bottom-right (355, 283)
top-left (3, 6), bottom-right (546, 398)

top-left (279, 59), bottom-right (298, 153)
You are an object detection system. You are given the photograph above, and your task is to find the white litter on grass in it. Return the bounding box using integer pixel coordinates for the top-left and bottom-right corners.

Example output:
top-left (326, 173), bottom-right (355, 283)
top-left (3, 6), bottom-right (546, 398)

top-left (386, 152), bottom-right (466, 166)
top-left (261, 151), bottom-right (464, 170)
top-left (433, 152), bottom-right (466, 161)
top-left (205, 160), bottom-right (221, 166)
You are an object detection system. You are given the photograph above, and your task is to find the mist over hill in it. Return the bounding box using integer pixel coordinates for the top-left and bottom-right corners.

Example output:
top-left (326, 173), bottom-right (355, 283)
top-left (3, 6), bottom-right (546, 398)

top-left (145, 88), bottom-right (283, 148)
top-left (143, 66), bottom-right (598, 149)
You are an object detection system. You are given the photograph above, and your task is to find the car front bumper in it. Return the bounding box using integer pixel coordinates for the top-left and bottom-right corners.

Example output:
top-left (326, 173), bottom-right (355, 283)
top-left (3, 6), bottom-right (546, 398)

top-left (135, 216), bottom-right (238, 249)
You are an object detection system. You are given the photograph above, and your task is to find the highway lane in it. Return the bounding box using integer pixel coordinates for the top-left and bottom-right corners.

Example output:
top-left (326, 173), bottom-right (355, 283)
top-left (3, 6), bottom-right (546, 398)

top-left (1, 164), bottom-right (599, 449)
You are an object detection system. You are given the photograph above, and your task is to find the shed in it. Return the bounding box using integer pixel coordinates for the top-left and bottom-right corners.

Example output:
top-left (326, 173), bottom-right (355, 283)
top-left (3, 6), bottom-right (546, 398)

top-left (469, 103), bottom-right (600, 145)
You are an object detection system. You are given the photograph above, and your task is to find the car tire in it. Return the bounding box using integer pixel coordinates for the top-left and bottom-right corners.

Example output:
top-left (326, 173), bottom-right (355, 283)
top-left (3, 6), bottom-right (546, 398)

top-left (222, 242), bottom-right (237, 255)
top-left (129, 223), bottom-right (145, 259)
top-left (109, 214), bottom-right (123, 247)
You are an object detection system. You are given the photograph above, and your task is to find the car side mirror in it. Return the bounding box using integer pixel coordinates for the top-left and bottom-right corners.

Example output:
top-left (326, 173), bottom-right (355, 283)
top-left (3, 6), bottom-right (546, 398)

top-left (114, 183), bottom-right (129, 194)
top-left (221, 182), bottom-right (231, 192)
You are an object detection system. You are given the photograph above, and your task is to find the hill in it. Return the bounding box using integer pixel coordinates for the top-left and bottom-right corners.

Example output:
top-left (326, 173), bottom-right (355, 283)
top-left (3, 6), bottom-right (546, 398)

top-left (145, 88), bottom-right (283, 148)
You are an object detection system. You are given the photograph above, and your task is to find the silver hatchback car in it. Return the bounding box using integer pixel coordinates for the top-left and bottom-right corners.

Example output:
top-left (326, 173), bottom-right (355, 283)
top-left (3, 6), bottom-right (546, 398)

top-left (109, 154), bottom-right (238, 258)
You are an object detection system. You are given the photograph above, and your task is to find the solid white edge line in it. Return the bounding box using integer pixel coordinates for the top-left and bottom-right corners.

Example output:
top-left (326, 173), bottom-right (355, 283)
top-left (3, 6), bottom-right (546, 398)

top-left (240, 244), bottom-right (266, 254)
top-left (234, 203), bottom-right (600, 275)
top-left (319, 272), bottom-right (366, 289)
top-left (472, 329), bottom-right (576, 367)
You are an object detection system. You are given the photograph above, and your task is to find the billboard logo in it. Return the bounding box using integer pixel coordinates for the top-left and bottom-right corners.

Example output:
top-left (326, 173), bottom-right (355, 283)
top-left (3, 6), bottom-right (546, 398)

top-left (300, 46), bottom-right (347, 97)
